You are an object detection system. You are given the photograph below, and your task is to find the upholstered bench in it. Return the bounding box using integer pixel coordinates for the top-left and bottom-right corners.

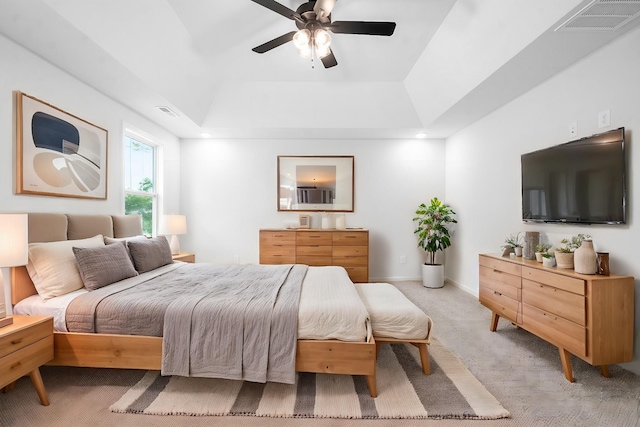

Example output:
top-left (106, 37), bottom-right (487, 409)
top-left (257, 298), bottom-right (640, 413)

top-left (355, 283), bottom-right (433, 374)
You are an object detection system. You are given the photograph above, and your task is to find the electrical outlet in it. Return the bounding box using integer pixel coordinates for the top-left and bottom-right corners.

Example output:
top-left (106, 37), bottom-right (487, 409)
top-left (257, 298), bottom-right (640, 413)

top-left (400, 255), bottom-right (406, 264)
top-left (569, 122), bottom-right (577, 137)
top-left (233, 255), bottom-right (239, 263)
top-left (598, 109), bottom-right (610, 128)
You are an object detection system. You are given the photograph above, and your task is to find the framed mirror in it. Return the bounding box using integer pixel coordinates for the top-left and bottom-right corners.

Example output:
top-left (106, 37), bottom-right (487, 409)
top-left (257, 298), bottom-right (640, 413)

top-left (278, 156), bottom-right (354, 212)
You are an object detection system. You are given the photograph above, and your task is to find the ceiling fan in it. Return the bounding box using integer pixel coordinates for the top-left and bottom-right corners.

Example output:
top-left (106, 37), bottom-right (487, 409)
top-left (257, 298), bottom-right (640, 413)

top-left (250, 0), bottom-right (396, 68)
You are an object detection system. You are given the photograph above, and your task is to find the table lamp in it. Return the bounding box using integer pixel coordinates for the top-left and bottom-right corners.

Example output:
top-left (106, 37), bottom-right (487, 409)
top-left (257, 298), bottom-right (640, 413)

top-left (158, 214), bottom-right (186, 255)
top-left (0, 213), bottom-right (28, 328)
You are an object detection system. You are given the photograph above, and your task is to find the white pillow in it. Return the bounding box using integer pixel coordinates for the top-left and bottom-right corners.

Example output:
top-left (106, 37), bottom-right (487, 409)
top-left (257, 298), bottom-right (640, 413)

top-left (27, 235), bottom-right (105, 300)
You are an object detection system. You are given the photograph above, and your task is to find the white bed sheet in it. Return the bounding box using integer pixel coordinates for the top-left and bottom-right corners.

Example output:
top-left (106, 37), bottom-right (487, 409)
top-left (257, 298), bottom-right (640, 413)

top-left (14, 264), bottom-right (371, 342)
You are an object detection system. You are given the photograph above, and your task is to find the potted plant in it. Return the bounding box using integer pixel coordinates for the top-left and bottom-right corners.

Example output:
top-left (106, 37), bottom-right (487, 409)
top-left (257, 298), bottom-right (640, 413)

top-left (541, 252), bottom-right (556, 268)
top-left (502, 233), bottom-right (523, 257)
top-left (413, 197), bottom-right (457, 288)
top-left (554, 234), bottom-right (591, 269)
top-left (534, 242), bottom-right (552, 262)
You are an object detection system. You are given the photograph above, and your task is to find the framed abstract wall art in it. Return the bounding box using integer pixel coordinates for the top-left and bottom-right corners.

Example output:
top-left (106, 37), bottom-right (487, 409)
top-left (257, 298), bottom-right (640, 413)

top-left (16, 91), bottom-right (108, 199)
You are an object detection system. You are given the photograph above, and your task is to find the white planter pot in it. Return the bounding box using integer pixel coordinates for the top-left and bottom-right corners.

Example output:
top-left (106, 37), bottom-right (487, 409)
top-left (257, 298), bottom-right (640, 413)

top-left (422, 264), bottom-right (444, 288)
top-left (542, 257), bottom-right (556, 268)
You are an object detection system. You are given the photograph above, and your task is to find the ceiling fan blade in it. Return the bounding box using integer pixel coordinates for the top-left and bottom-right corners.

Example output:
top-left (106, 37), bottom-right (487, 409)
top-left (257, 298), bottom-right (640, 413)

top-left (314, 0), bottom-right (337, 23)
top-left (321, 48), bottom-right (338, 68)
top-left (250, 0), bottom-right (300, 21)
top-left (252, 31), bottom-right (297, 53)
top-left (328, 21), bottom-right (396, 36)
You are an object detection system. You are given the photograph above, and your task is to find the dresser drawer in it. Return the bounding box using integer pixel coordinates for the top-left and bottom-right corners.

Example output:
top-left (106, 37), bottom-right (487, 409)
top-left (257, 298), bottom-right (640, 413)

top-left (480, 273), bottom-right (521, 301)
top-left (0, 335), bottom-right (54, 388)
top-left (523, 303), bottom-right (586, 357)
top-left (522, 267), bottom-right (585, 296)
top-left (333, 255), bottom-right (368, 267)
top-left (479, 255), bottom-right (522, 276)
top-left (479, 265), bottom-right (521, 289)
top-left (522, 279), bottom-right (585, 326)
top-left (0, 318), bottom-right (51, 358)
top-left (296, 245), bottom-right (332, 257)
top-left (479, 286), bottom-right (521, 324)
top-left (297, 232), bottom-right (332, 246)
top-left (342, 266), bottom-right (368, 283)
top-left (260, 252), bottom-right (296, 264)
top-left (297, 256), bottom-right (333, 266)
top-left (260, 230), bottom-right (296, 246)
top-left (333, 245), bottom-right (368, 257)
top-left (333, 231), bottom-right (368, 246)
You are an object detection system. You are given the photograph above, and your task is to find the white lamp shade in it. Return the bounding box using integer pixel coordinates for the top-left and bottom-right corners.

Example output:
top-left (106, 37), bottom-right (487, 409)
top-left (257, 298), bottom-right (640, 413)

top-left (0, 214), bottom-right (28, 267)
top-left (158, 215), bottom-right (187, 236)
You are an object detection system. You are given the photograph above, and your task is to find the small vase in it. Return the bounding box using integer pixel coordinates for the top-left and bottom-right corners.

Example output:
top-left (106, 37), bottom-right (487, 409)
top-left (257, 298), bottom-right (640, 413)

top-left (555, 251), bottom-right (574, 269)
top-left (535, 252), bottom-right (543, 262)
top-left (574, 239), bottom-right (597, 274)
top-left (523, 231), bottom-right (539, 260)
top-left (514, 246), bottom-right (523, 257)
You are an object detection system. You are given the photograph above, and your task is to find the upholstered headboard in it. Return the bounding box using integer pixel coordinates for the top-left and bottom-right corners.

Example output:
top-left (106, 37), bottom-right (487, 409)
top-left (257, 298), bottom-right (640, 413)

top-left (11, 213), bottom-right (142, 304)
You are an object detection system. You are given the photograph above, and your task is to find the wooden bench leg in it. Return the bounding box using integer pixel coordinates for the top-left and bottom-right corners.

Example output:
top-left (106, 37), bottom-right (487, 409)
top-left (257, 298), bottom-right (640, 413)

top-left (559, 348), bottom-right (574, 383)
top-left (366, 374), bottom-right (377, 398)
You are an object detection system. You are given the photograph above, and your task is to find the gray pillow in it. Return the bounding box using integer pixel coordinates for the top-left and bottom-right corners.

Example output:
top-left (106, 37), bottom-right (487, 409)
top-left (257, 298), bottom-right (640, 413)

top-left (73, 243), bottom-right (138, 291)
top-left (127, 237), bottom-right (173, 274)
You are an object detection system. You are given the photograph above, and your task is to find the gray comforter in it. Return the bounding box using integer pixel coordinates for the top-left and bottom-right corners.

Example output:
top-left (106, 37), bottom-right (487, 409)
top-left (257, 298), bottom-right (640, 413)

top-left (66, 263), bottom-right (308, 384)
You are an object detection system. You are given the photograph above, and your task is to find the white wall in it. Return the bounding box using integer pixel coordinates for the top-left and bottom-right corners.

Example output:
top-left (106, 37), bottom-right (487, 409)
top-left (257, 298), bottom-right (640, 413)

top-left (179, 138), bottom-right (446, 281)
top-left (445, 25), bottom-right (640, 373)
top-left (0, 33), bottom-right (181, 308)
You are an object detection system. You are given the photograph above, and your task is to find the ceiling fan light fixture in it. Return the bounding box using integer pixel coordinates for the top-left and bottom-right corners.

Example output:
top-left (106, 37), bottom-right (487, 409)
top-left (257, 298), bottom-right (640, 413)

top-left (293, 29), bottom-right (311, 50)
top-left (314, 29), bottom-right (331, 49)
top-left (297, 46), bottom-right (312, 58)
top-left (316, 45), bottom-right (331, 59)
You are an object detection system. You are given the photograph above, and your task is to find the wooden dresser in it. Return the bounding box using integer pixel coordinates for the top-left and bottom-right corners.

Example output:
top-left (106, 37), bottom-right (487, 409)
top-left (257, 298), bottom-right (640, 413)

top-left (259, 229), bottom-right (369, 282)
top-left (479, 254), bottom-right (634, 382)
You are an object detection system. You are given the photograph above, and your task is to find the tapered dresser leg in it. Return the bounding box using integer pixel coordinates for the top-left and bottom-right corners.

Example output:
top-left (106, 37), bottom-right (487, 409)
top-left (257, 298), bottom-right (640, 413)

top-left (559, 348), bottom-right (574, 383)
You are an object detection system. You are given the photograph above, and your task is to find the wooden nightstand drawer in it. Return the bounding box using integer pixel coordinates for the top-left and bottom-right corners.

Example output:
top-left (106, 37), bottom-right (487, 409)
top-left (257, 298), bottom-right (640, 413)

top-left (0, 318), bottom-right (51, 358)
top-left (0, 335), bottom-right (54, 388)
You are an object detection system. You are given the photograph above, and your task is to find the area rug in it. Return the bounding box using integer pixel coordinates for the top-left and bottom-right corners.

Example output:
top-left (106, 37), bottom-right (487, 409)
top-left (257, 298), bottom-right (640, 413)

top-left (110, 337), bottom-right (510, 420)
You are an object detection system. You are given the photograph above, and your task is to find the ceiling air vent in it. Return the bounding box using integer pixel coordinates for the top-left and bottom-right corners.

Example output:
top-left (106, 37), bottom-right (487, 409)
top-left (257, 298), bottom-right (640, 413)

top-left (555, 0), bottom-right (640, 31)
top-left (156, 106), bottom-right (178, 117)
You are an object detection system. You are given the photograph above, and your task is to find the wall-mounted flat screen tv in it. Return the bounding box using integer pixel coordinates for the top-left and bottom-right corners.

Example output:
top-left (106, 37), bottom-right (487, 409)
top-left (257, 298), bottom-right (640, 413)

top-left (521, 127), bottom-right (626, 224)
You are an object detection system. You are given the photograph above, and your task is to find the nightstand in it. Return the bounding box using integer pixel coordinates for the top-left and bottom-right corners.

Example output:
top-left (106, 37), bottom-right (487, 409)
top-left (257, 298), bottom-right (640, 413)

top-left (0, 315), bottom-right (54, 405)
top-left (172, 252), bottom-right (195, 263)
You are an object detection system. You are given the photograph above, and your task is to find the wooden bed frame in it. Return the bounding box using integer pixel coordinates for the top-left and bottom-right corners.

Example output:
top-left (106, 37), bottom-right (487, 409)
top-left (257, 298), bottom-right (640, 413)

top-left (11, 265), bottom-right (378, 397)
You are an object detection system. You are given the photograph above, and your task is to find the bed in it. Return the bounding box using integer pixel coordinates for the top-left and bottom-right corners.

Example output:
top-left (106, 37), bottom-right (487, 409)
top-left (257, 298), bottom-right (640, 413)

top-left (11, 213), bottom-right (378, 396)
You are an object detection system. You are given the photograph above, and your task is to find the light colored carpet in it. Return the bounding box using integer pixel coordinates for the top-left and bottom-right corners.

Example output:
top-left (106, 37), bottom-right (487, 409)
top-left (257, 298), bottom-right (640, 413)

top-left (1, 281), bottom-right (639, 427)
top-left (109, 339), bottom-right (509, 419)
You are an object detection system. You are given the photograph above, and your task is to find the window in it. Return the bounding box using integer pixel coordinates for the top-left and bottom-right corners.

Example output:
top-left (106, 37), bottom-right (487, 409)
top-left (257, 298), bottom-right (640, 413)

top-left (124, 134), bottom-right (157, 235)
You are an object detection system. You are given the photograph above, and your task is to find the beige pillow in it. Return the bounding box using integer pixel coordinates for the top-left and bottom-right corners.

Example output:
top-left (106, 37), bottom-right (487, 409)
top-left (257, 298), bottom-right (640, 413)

top-left (27, 235), bottom-right (105, 300)
top-left (127, 237), bottom-right (173, 274)
top-left (73, 243), bottom-right (138, 290)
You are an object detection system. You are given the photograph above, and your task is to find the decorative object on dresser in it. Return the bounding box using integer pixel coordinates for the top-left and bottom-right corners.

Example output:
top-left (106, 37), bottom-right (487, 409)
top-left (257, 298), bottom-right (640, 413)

top-left (596, 252), bottom-right (610, 276)
top-left (16, 91), bottom-right (108, 200)
top-left (413, 198), bottom-right (457, 288)
top-left (574, 239), bottom-right (597, 274)
top-left (523, 231), bottom-right (539, 260)
top-left (278, 156), bottom-right (354, 212)
top-left (259, 229), bottom-right (369, 282)
top-left (0, 315), bottom-right (54, 405)
top-left (541, 252), bottom-right (556, 267)
top-left (479, 254), bottom-right (634, 382)
top-left (172, 252), bottom-right (195, 263)
top-left (534, 242), bottom-right (552, 262)
top-left (0, 214), bottom-right (28, 328)
top-left (501, 232), bottom-right (522, 257)
top-left (555, 234), bottom-right (590, 270)
top-left (158, 214), bottom-right (187, 255)
top-left (298, 214), bottom-right (310, 229)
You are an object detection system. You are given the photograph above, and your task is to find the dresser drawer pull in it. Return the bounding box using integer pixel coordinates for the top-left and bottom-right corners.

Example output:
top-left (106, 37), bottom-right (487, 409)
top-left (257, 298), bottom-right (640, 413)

top-left (11, 338), bottom-right (23, 345)
top-left (493, 291), bottom-right (502, 296)
top-left (273, 255), bottom-right (282, 257)
top-left (10, 361), bottom-right (22, 370)
top-left (309, 236), bottom-right (321, 239)
top-left (272, 234), bottom-right (284, 237)
top-left (492, 269), bottom-right (502, 274)
top-left (345, 236), bottom-right (356, 238)
top-left (541, 312), bottom-right (558, 321)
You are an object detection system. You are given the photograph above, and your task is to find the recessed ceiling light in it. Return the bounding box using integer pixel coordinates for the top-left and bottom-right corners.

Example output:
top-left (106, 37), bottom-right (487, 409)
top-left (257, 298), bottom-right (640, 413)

top-left (416, 132), bottom-right (427, 139)
top-left (201, 132), bottom-right (212, 138)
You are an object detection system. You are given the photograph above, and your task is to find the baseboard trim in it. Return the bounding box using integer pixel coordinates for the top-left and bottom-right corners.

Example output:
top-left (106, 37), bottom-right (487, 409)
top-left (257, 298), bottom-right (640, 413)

top-left (444, 278), bottom-right (478, 297)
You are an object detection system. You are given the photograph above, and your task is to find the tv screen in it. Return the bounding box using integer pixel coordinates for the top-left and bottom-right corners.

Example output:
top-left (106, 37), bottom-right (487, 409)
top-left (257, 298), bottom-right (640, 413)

top-left (521, 127), bottom-right (626, 224)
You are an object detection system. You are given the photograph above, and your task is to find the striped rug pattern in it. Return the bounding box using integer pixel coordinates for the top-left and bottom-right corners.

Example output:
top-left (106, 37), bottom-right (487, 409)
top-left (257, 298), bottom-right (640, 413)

top-left (110, 338), bottom-right (510, 420)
